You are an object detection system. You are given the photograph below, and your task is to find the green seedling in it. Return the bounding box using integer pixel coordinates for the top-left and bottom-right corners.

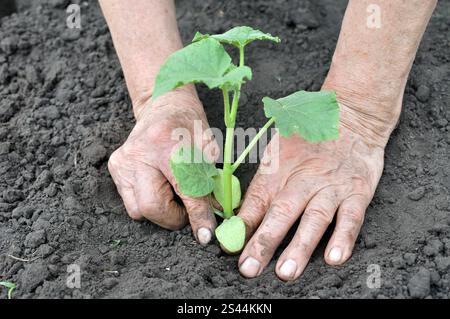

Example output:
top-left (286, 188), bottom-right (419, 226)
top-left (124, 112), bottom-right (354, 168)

top-left (0, 281), bottom-right (16, 299)
top-left (153, 26), bottom-right (339, 253)
top-left (111, 239), bottom-right (122, 248)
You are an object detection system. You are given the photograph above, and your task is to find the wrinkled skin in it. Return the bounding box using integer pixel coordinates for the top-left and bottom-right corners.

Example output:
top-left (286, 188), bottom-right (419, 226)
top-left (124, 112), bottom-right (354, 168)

top-left (109, 80), bottom-right (401, 280)
top-left (237, 125), bottom-right (384, 280)
top-left (109, 86), bottom-right (397, 281)
top-left (108, 89), bottom-right (218, 243)
top-left (235, 86), bottom-right (401, 280)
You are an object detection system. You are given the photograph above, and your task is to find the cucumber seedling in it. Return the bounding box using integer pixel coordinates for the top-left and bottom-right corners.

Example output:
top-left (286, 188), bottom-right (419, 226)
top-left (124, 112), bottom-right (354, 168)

top-left (153, 26), bottom-right (339, 253)
top-left (0, 281), bottom-right (16, 299)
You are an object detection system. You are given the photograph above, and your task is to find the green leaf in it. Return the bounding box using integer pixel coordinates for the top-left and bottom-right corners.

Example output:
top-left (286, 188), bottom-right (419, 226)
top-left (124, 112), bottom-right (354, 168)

top-left (212, 208), bottom-right (224, 218)
top-left (193, 26), bottom-right (281, 49)
top-left (215, 216), bottom-right (246, 253)
top-left (170, 145), bottom-right (218, 197)
top-left (0, 281), bottom-right (16, 299)
top-left (0, 281), bottom-right (15, 289)
top-left (153, 38), bottom-right (251, 98)
top-left (218, 65), bottom-right (252, 89)
top-left (263, 90), bottom-right (340, 142)
top-left (213, 169), bottom-right (241, 210)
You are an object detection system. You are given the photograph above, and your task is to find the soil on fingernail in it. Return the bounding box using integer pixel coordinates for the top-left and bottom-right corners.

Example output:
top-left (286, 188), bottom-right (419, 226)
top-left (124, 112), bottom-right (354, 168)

top-left (0, 0), bottom-right (449, 299)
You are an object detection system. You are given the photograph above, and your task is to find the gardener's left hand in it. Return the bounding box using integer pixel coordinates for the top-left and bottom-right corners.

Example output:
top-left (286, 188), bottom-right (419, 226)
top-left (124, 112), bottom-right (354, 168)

top-left (237, 99), bottom-right (388, 281)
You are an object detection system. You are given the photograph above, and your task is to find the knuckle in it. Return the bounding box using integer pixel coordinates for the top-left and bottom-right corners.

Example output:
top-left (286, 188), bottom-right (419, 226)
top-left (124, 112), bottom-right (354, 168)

top-left (241, 191), bottom-right (270, 233)
top-left (108, 149), bottom-right (122, 173)
top-left (127, 209), bottom-right (142, 221)
top-left (184, 199), bottom-right (207, 218)
top-left (303, 207), bottom-right (334, 226)
top-left (108, 143), bottom-right (140, 171)
top-left (121, 140), bottom-right (143, 159)
top-left (246, 190), bottom-right (270, 209)
top-left (144, 112), bottom-right (193, 145)
top-left (245, 176), bottom-right (272, 208)
top-left (146, 123), bottom-right (169, 143)
top-left (269, 199), bottom-right (297, 221)
top-left (184, 204), bottom-right (209, 224)
top-left (352, 176), bottom-right (373, 194)
top-left (341, 208), bottom-right (364, 226)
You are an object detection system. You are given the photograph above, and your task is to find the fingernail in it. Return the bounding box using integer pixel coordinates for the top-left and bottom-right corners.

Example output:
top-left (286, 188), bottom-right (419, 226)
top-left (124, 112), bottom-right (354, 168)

top-left (197, 227), bottom-right (212, 245)
top-left (279, 259), bottom-right (297, 280)
top-left (239, 257), bottom-right (261, 278)
top-left (328, 247), bottom-right (343, 263)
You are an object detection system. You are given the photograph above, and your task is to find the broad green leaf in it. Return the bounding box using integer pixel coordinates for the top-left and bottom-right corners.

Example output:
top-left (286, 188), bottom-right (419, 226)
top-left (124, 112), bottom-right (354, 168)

top-left (193, 26), bottom-right (281, 49)
top-left (213, 169), bottom-right (241, 210)
top-left (263, 90), bottom-right (340, 142)
top-left (170, 145), bottom-right (218, 197)
top-left (215, 216), bottom-right (246, 253)
top-left (153, 38), bottom-right (250, 98)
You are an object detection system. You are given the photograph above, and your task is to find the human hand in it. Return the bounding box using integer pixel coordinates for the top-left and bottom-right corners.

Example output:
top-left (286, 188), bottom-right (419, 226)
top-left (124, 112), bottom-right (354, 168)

top-left (108, 87), bottom-right (218, 244)
top-left (237, 90), bottom-right (400, 281)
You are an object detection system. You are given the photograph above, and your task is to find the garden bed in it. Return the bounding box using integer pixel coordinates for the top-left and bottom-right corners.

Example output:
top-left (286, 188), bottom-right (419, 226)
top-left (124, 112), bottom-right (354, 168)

top-left (0, 0), bottom-right (449, 298)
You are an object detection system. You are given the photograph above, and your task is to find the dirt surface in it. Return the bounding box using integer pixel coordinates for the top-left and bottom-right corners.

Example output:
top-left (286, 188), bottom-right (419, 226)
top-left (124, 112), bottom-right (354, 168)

top-left (0, 0), bottom-right (449, 299)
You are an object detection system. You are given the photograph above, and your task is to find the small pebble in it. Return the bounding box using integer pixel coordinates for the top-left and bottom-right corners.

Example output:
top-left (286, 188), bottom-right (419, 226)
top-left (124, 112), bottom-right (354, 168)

top-left (408, 187), bottom-right (426, 201)
top-left (408, 268), bottom-right (430, 299)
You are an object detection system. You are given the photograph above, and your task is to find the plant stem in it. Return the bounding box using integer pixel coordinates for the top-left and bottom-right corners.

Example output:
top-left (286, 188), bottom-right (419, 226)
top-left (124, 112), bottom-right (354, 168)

top-left (230, 88), bottom-right (240, 124)
top-left (222, 127), bottom-right (234, 218)
top-left (222, 45), bottom-right (245, 219)
top-left (222, 88), bottom-right (241, 219)
top-left (232, 118), bottom-right (275, 173)
top-left (8, 287), bottom-right (14, 299)
top-left (222, 88), bottom-right (230, 126)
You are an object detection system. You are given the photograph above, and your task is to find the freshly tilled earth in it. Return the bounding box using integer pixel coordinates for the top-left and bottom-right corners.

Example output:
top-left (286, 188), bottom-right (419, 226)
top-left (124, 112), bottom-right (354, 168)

top-left (0, 0), bottom-right (449, 299)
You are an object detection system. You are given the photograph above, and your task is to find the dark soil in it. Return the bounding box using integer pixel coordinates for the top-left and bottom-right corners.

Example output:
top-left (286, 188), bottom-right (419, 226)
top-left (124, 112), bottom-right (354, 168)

top-left (0, 0), bottom-right (449, 299)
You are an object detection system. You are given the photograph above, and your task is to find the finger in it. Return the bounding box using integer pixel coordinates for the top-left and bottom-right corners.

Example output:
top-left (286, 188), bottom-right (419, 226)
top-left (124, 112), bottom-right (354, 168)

top-left (159, 160), bottom-right (216, 245)
top-left (181, 130), bottom-right (220, 244)
top-left (324, 194), bottom-right (368, 266)
top-left (117, 186), bottom-right (142, 220)
top-left (134, 166), bottom-right (188, 231)
top-left (237, 172), bottom-right (279, 238)
top-left (238, 183), bottom-right (311, 278)
top-left (108, 156), bottom-right (141, 220)
top-left (180, 194), bottom-right (217, 246)
top-left (276, 189), bottom-right (339, 281)
top-left (208, 195), bottom-right (223, 212)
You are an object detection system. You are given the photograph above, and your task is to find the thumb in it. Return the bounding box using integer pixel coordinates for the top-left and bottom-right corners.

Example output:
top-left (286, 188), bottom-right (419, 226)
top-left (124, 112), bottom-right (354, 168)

top-left (180, 195), bottom-right (217, 245)
top-left (160, 158), bottom-right (217, 245)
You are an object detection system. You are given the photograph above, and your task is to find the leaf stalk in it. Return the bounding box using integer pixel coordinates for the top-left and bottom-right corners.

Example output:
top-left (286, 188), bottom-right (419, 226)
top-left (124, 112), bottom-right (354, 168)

top-left (232, 117), bottom-right (275, 172)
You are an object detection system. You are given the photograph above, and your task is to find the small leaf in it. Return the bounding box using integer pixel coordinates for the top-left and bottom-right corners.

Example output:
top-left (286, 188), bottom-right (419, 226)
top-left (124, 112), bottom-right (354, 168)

top-left (193, 26), bottom-right (281, 49)
top-left (215, 65), bottom-right (252, 89)
top-left (111, 239), bottom-right (122, 248)
top-left (215, 216), bottom-right (246, 253)
top-left (213, 169), bottom-right (241, 210)
top-left (263, 90), bottom-right (340, 142)
top-left (170, 145), bottom-right (218, 197)
top-left (212, 208), bottom-right (224, 218)
top-left (153, 38), bottom-right (250, 99)
top-left (0, 281), bottom-right (15, 289)
top-left (0, 281), bottom-right (16, 299)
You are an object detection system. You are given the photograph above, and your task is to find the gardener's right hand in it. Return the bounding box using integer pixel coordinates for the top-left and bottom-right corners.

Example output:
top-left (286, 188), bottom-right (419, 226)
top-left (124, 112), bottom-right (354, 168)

top-left (108, 87), bottom-right (218, 245)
